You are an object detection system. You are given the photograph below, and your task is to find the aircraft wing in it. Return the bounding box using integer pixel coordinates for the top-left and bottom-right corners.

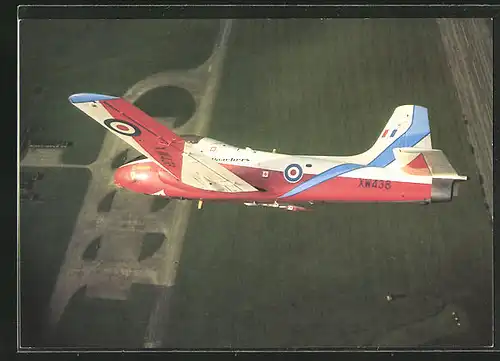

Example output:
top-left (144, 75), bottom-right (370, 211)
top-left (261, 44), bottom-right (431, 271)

top-left (68, 93), bottom-right (258, 193)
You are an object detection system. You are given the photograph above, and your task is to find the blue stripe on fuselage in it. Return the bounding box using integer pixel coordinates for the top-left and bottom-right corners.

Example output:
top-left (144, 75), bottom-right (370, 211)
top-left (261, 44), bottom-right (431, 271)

top-left (279, 163), bottom-right (364, 199)
top-left (279, 105), bottom-right (431, 199)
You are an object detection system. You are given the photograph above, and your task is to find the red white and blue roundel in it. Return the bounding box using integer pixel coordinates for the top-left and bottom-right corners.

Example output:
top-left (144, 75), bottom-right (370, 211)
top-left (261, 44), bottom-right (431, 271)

top-left (104, 118), bottom-right (141, 137)
top-left (284, 163), bottom-right (303, 183)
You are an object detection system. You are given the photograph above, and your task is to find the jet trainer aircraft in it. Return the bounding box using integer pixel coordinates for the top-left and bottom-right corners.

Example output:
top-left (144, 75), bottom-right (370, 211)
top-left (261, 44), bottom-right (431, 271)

top-left (69, 93), bottom-right (468, 212)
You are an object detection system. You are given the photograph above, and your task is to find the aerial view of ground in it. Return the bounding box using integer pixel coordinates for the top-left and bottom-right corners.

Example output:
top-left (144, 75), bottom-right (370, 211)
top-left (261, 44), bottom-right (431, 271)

top-left (19, 19), bottom-right (220, 347)
top-left (164, 19), bottom-right (492, 348)
top-left (19, 18), bottom-right (492, 349)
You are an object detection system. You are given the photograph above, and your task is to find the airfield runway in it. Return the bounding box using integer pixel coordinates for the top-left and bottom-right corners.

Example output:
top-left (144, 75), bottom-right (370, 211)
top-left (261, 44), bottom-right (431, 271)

top-left (19, 19), bottom-right (492, 348)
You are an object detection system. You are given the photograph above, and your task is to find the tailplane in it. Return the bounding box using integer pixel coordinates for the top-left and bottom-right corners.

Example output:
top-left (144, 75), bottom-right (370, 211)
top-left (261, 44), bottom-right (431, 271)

top-left (394, 148), bottom-right (467, 181)
top-left (394, 147), bottom-right (468, 202)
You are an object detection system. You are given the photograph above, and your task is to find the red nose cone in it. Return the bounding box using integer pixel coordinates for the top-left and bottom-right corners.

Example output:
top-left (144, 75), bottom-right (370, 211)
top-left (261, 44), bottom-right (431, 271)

top-left (114, 166), bottom-right (130, 188)
top-left (112, 162), bottom-right (161, 194)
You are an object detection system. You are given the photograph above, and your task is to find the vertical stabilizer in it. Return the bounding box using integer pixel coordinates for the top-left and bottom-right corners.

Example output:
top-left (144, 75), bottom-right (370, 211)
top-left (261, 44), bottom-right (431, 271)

top-left (356, 105), bottom-right (433, 167)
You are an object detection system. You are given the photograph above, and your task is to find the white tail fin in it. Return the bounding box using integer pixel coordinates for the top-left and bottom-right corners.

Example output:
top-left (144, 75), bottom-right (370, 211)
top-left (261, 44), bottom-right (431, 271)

top-left (355, 105), bottom-right (433, 167)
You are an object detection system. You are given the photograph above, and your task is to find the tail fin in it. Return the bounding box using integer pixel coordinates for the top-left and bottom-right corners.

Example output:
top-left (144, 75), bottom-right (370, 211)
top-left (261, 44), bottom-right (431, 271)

top-left (357, 105), bottom-right (433, 167)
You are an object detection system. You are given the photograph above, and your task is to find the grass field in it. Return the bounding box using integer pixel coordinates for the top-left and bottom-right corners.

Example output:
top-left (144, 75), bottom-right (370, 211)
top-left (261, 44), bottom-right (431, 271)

top-left (19, 20), bottom-right (220, 347)
top-left (20, 20), bottom-right (219, 164)
top-left (20, 167), bottom-right (91, 346)
top-left (165, 19), bottom-right (492, 347)
top-left (52, 284), bottom-right (160, 348)
top-left (19, 19), bottom-right (492, 348)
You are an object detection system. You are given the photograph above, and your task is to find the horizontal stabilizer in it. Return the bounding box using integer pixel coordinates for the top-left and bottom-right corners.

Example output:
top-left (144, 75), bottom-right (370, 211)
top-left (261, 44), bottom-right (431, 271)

top-left (394, 147), bottom-right (467, 181)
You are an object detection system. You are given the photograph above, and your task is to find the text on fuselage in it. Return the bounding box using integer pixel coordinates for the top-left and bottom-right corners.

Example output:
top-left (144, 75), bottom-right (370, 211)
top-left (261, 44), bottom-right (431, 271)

top-left (212, 157), bottom-right (250, 162)
top-left (358, 178), bottom-right (392, 190)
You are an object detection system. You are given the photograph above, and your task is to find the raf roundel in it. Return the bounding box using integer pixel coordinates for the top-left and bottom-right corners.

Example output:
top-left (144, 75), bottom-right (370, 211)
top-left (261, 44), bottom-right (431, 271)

top-left (103, 118), bottom-right (141, 137)
top-left (284, 163), bottom-right (303, 183)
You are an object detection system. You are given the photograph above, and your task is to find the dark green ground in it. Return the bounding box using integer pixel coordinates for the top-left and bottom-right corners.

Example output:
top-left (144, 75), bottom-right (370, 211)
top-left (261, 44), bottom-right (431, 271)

top-left (19, 20), bottom-right (220, 347)
top-left (20, 168), bottom-right (91, 346)
top-left (20, 19), bottom-right (219, 164)
top-left (165, 19), bottom-right (492, 347)
top-left (19, 19), bottom-right (492, 348)
top-left (134, 86), bottom-right (196, 128)
top-left (53, 284), bottom-right (160, 348)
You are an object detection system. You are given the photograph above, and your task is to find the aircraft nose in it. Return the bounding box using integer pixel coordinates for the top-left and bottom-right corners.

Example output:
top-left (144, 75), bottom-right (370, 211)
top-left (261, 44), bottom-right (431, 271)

top-left (113, 162), bottom-right (158, 192)
top-left (114, 166), bottom-right (130, 188)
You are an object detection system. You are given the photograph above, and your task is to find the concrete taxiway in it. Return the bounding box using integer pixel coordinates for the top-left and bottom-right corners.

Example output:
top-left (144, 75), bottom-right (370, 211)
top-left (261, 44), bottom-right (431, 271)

top-left (20, 19), bottom-right (233, 347)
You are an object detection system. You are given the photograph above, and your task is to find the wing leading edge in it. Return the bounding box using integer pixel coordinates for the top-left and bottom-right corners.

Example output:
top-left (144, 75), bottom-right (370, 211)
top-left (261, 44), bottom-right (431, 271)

top-left (69, 93), bottom-right (258, 193)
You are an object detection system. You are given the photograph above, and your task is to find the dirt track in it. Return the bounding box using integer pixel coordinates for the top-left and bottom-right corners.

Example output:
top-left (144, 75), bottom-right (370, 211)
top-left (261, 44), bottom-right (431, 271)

top-left (437, 18), bottom-right (493, 219)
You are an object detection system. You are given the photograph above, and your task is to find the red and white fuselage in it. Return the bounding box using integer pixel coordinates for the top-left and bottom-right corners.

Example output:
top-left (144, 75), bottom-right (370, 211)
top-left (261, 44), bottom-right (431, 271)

top-left (69, 93), bottom-right (467, 211)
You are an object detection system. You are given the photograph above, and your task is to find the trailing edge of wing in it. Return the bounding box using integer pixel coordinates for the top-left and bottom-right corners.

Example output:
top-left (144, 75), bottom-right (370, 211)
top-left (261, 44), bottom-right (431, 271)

top-left (182, 142), bottom-right (259, 192)
top-left (68, 93), bottom-right (258, 193)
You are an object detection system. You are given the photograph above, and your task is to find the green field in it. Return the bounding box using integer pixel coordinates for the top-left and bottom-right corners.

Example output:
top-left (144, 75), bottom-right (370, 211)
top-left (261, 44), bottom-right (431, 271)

top-left (52, 284), bottom-right (160, 348)
top-left (165, 19), bottom-right (492, 347)
top-left (20, 168), bottom-right (91, 346)
top-left (19, 20), bottom-right (220, 347)
top-left (20, 20), bottom-right (219, 164)
top-left (19, 19), bottom-right (492, 348)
